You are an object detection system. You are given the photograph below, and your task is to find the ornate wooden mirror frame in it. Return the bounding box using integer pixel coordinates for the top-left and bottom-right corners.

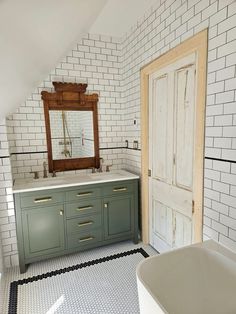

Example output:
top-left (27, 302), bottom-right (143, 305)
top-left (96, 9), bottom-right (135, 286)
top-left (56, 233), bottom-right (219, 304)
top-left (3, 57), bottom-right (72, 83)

top-left (41, 82), bottom-right (100, 172)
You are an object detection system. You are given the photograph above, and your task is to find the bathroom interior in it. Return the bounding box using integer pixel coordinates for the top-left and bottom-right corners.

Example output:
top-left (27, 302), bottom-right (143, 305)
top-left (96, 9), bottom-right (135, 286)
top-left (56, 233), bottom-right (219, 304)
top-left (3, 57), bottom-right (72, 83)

top-left (0, 0), bottom-right (236, 313)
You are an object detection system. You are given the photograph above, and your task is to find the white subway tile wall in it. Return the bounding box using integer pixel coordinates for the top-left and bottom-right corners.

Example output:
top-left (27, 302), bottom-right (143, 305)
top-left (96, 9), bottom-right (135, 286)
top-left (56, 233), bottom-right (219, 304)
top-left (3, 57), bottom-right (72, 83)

top-left (1, 34), bottom-right (125, 267)
top-left (0, 0), bottom-right (235, 267)
top-left (7, 33), bottom-right (123, 180)
top-left (120, 0), bottom-right (236, 251)
top-left (0, 120), bottom-right (18, 267)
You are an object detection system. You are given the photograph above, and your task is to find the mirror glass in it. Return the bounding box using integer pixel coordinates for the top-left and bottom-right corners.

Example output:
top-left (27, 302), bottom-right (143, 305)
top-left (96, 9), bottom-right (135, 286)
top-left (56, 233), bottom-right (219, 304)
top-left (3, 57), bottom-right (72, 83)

top-left (49, 110), bottom-right (94, 160)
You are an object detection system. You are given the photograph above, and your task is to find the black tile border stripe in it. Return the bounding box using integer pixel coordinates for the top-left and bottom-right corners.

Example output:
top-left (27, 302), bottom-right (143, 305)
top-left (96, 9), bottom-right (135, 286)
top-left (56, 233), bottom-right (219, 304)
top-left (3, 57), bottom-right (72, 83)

top-left (100, 147), bottom-right (141, 151)
top-left (8, 247), bottom-right (149, 314)
top-left (2, 154), bottom-right (234, 163)
top-left (205, 156), bottom-right (236, 164)
top-left (100, 147), bottom-right (126, 150)
top-left (3, 147), bottom-right (141, 158)
top-left (6, 152), bottom-right (236, 158)
top-left (126, 147), bottom-right (141, 151)
top-left (11, 151), bottom-right (48, 155)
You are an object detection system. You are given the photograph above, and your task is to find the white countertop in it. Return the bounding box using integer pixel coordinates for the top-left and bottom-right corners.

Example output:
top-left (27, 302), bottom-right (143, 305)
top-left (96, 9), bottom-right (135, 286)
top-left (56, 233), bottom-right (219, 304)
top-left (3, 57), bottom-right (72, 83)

top-left (13, 170), bottom-right (139, 193)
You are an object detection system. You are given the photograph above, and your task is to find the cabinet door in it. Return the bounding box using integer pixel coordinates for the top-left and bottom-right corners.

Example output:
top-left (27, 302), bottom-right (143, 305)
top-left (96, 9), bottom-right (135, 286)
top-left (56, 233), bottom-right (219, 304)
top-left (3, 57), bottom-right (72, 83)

top-left (22, 205), bottom-right (65, 259)
top-left (104, 195), bottom-right (134, 240)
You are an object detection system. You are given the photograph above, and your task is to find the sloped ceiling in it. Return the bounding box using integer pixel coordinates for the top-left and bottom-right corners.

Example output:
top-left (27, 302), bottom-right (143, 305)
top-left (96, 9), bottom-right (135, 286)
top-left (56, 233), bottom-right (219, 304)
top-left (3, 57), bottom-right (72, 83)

top-left (0, 0), bottom-right (157, 120)
top-left (0, 0), bottom-right (107, 120)
top-left (90, 0), bottom-right (158, 37)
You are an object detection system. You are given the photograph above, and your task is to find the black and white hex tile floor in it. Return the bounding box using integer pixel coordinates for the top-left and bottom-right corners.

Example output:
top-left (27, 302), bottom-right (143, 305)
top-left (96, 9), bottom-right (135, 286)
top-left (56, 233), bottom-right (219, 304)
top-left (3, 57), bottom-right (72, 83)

top-left (0, 241), bottom-right (157, 314)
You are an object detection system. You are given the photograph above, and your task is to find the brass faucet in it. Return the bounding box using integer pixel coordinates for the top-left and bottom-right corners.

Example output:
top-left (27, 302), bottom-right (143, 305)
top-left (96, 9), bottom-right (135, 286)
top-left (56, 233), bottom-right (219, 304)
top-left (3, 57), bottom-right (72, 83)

top-left (106, 165), bottom-right (112, 172)
top-left (98, 158), bottom-right (104, 172)
top-left (30, 171), bottom-right (39, 179)
top-left (88, 167), bottom-right (96, 173)
top-left (52, 170), bottom-right (57, 177)
top-left (43, 162), bottom-right (48, 178)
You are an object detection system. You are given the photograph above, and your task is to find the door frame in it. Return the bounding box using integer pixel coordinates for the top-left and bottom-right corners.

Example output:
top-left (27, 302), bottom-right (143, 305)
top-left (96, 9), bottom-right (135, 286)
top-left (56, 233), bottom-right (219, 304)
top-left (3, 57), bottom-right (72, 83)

top-left (141, 29), bottom-right (208, 244)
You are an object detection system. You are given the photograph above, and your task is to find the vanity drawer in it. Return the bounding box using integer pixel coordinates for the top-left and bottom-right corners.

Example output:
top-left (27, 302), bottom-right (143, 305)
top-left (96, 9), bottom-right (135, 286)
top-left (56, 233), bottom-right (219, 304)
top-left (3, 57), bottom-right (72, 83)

top-left (66, 186), bottom-right (101, 202)
top-left (66, 213), bottom-right (102, 234)
top-left (66, 199), bottom-right (102, 218)
top-left (20, 191), bottom-right (64, 209)
top-left (67, 229), bottom-right (102, 249)
top-left (103, 181), bottom-right (134, 196)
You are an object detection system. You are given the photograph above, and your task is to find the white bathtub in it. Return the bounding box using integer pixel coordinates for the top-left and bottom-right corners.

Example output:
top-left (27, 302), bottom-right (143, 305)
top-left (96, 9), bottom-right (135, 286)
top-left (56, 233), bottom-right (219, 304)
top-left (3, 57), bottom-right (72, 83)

top-left (137, 241), bottom-right (236, 314)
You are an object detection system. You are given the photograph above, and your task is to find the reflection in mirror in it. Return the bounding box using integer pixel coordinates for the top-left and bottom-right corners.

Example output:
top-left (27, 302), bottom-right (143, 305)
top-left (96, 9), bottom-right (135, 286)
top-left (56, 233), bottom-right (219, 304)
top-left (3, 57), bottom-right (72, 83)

top-left (49, 110), bottom-right (94, 160)
top-left (42, 82), bottom-right (100, 172)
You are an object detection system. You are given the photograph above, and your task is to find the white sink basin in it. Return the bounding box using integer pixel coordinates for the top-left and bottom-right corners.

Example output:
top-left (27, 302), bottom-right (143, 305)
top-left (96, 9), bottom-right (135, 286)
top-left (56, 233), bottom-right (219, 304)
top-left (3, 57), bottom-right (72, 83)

top-left (13, 170), bottom-right (139, 193)
top-left (88, 172), bottom-right (123, 180)
top-left (14, 176), bottom-right (67, 186)
top-left (34, 177), bottom-right (66, 183)
top-left (137, 240), bottom-right (236, 314)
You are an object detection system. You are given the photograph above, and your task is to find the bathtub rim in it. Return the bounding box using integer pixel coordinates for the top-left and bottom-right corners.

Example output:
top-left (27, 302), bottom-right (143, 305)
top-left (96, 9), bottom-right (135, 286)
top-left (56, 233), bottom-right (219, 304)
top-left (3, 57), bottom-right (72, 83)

top-left (136, 240), bottom-right (236, 313)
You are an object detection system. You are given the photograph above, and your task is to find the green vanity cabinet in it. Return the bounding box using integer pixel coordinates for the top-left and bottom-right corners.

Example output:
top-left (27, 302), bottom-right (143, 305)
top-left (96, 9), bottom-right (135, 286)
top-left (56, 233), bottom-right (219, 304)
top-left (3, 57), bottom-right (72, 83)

top-left (103, 180), bottom-right (138, 242)
top-left (22, 205), bottom-right (65, 259)
top-left (14, 178), bottom-right (139, 273)
top-left (104, 195), bottom-right (134, 240)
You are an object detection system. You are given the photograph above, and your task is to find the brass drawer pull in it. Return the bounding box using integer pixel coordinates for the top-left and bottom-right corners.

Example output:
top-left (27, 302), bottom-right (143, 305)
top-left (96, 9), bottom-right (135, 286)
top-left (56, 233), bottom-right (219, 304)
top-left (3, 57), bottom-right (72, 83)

top-left (79, 236), bottom-right (94, 242)
top-left (78, 221), bottom-right (93, 227)
top-left (34, 197), bottom-right (52, 203)
top-left (76, 206), bottom-right (93, 211)
top-left (77, 192), bottom-right (92, 197)
top-left (113, 187), bottom-right (127, 192)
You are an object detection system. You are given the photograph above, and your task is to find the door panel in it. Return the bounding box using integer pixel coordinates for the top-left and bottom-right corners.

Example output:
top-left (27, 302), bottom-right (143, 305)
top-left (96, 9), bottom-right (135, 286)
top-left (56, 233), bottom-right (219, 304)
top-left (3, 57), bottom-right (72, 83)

top-left (175, 66), bottom-right (196, 190)
top-left (104, 195), bottom-right (134, 240)
top-left (152, 75), bottom-right (169, 182)
top-left (153, 180), bottom-right (192, 218)
top-left (153, 200), bottom-right (173, 246)
top-left (149, 53), bottom-right (196, 252)
top-left (22, 205), bottom-right (65, 259)
top-left (174, 212), bottom-right (192, 248)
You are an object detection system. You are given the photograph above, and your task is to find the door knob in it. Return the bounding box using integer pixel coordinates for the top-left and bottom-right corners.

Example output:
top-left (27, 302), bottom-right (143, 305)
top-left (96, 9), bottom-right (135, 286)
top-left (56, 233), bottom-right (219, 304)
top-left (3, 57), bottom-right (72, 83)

top-left (104, 203), bottom-right (108, 208)
top-left (59, 210), bottom-right (64, 216)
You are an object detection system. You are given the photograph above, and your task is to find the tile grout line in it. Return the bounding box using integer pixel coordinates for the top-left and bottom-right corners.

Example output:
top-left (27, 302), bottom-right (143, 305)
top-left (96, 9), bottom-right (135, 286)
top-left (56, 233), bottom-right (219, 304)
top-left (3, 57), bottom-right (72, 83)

top-left (8, 247), bottom-right (150, 314)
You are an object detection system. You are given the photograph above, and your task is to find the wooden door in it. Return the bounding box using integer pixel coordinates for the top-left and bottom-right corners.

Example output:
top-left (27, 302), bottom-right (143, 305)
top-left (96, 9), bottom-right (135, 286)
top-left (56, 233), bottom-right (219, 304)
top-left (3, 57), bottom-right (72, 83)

top-left (149, 53), bottom-right (197, 252)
